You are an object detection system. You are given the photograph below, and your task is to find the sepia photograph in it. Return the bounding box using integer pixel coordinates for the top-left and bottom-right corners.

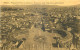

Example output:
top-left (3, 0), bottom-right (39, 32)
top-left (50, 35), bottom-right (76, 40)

top-left (0, 0), bottom-right (80, 50)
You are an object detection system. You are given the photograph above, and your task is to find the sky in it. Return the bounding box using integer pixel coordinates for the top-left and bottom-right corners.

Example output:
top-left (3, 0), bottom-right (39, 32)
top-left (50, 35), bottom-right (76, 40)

top-left (0, 0), bottom-right (80, 6)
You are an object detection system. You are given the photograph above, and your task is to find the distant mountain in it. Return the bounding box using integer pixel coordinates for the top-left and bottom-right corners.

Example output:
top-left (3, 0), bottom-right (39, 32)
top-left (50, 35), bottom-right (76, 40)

top-left (1, 4), bottom-right (80, 9)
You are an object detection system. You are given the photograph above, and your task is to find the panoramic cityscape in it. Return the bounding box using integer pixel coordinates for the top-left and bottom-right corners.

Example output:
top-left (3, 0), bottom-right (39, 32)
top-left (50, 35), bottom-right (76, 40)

top-left (0, 5), bottom-right (80, 50)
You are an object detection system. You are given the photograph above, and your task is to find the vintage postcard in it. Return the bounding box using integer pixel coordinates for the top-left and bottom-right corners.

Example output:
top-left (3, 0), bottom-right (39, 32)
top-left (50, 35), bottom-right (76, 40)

top-left (0, 0), bottom-right (80, 50)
